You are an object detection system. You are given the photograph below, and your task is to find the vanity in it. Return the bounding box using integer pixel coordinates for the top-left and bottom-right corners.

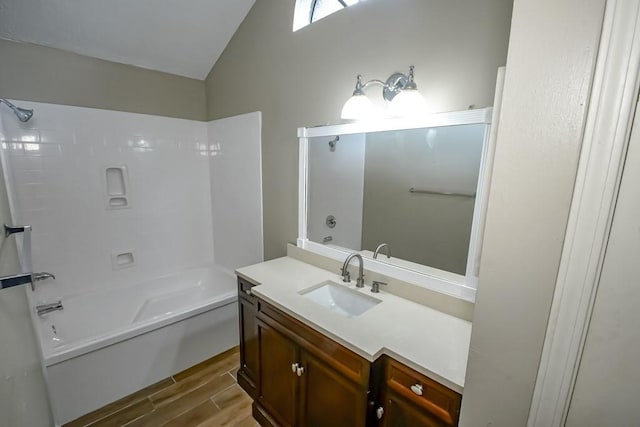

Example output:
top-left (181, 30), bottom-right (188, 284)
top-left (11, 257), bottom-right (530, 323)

top-left (236, 256), bottom-right (468, 427)
top-left (236, 108), bottom-right (496, 426)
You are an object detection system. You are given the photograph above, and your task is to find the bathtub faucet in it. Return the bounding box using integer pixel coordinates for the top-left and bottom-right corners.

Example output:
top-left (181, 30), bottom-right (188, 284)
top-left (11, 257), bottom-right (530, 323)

top-left (31, 272), bottom-right (56, 291)
top-left (25, 271), bottom-right (56, 292)
top-left (36, 300), bottom-right (63, 316)
top-left (33, 272), bottom-right (56, 282)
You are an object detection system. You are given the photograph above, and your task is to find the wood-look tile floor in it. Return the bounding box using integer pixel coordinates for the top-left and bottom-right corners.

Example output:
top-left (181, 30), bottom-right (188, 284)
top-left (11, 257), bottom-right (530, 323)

top-left (64, 347), bottom-right (259, 427)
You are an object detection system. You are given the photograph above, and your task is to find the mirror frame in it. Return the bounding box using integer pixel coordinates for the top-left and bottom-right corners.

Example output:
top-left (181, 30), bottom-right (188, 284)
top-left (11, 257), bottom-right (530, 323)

top-left (297, 107), bottom-right (495, 302)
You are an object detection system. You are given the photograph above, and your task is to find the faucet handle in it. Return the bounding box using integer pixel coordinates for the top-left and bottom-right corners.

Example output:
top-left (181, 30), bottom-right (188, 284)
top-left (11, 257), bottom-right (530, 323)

top-left (341, 269), bottom-right (351, 283)
top-left (371, 281), bottom-right (387, 293)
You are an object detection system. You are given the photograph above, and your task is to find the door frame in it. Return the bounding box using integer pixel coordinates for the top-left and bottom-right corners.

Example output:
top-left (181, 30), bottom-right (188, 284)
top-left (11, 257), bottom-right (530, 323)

top-left (527, 1), bottom-right (640, 425)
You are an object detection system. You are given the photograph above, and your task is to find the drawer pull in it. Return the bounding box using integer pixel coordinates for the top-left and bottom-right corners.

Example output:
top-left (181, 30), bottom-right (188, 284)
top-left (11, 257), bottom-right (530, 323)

top-left (376, 406), bottom-right (384, 419)
top-left (297, 366), bottom-right (305, 376)
top-left (291, 363), bottom-right (299, 373)
top-left (410, 384), bottom-right (423, 396)
top-left (244, 289), bottom-right (252, 296)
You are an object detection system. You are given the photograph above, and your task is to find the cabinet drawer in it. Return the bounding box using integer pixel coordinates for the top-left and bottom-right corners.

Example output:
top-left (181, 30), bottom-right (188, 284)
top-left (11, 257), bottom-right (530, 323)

top-left (237, 276), bottom-right (257, 298)
top-left (386, 358), bottom-right (461, 426)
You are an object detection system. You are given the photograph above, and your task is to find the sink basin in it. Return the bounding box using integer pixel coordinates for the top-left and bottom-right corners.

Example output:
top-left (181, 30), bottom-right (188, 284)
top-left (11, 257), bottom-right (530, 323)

top-left (298, 281), bottom-right (381, 318)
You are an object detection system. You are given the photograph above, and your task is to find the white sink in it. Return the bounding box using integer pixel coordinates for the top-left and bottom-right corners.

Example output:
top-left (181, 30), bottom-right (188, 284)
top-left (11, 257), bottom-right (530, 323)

top-left (298, 281), bottom-right (381, 318)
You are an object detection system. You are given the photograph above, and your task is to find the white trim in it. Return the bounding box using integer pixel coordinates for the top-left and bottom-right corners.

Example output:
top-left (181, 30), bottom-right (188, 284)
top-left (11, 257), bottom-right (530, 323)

top-left (298, 135), bottom-right (309, 241)
top-left (298, 108), bottom-right (493, 138)
top-left (470, 68), bottom-right (505, 278)
top-left (256, 112), bottom-right (265, 263)
top-left (528, 1), bottom-right (640, 425)
top-left (297, 108), bottom-right (495, 301)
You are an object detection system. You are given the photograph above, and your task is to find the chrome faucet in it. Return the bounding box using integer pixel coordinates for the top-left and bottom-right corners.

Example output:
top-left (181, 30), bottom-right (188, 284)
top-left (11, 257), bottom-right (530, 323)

top-left (36, 300), bottom-right (63, 316)
top-left (341, 253), bottom-right (365, 288)
top-left (30, 272), bottom-right (56, 291)
top-left (373, 243), bottom-right (391, 259)
top-left (33, 272), bottom-right (56, 282)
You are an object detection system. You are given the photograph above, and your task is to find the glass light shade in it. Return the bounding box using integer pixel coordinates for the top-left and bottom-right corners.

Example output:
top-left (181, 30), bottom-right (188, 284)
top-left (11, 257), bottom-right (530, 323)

top-left (341, 94), bottom-right (374, 120)
top-left (388, 89), bottom-right (428, 117)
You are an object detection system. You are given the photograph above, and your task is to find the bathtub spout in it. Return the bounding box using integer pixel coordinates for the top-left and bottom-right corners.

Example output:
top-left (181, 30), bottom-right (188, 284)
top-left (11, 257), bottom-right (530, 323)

top-left (36, 300), bottom-right (63, 316)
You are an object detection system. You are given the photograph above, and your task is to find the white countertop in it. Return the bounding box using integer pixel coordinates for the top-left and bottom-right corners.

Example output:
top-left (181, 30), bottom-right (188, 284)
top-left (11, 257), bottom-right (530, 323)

top-left (236, 256), bottom-right (472, 393)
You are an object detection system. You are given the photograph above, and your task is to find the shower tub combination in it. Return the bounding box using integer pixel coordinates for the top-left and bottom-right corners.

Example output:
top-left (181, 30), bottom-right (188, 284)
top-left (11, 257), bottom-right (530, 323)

top-left (32, 266), bottom-right (239, 425)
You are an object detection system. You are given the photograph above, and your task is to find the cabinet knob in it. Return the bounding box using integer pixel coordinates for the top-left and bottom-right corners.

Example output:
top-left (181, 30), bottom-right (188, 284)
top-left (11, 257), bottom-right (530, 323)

top-left (244, 289), bottom-right (252, 296)
top-left (376, 406), bottom-right (384, 419)
top-left (410, 383), bottom-right (423, 396)
top-left (296, 366), bottom-right (305, 376)
top-left (291, 363), bottom-right (299, 374)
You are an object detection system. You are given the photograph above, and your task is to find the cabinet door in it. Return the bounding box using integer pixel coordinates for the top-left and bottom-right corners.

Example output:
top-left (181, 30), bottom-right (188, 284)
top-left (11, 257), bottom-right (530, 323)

top-left (258, 320), bottom-right (298, 427)
top-left (298, 349), bottom-right (368, 427)
top-left (238, 295), bottom-right (258, 397)
top-left (381, 390), bottom-right (444, 427)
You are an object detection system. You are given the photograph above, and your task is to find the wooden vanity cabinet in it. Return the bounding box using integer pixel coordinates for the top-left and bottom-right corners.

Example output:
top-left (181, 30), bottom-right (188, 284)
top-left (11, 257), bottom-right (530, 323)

top-left (375, 357), bottom-right (462, 427)
top-left (236, 276), bottom-right (461, 427)
top-left (237, 277), bottom-right (259, 399)
top-left (254, 300), bottom-right (371, 427)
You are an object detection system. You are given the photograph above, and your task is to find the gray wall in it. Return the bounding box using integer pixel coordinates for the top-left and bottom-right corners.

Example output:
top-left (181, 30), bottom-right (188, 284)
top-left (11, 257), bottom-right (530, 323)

top-left (459, 0), bottom-right (605, 424)
top-left (361, 125), bottom-right (485, 274)
top-left (205, 0), bottom-right (514, 260)
top-left (0, 39), bottom-right (206, 121)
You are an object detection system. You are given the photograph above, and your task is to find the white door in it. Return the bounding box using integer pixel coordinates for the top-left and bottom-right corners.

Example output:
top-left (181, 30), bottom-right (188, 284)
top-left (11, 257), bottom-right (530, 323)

top-left (565, 104), bottom-right (640, 426)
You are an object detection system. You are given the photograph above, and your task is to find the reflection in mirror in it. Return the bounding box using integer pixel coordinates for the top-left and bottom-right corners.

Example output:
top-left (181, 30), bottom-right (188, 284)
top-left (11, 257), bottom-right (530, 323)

top-left (306, 122), bottom-right (488, 276)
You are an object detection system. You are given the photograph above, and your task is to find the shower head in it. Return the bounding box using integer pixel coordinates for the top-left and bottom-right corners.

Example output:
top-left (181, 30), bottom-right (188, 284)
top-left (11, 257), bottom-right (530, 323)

top-left (0, 99), bottom-right (34, 123)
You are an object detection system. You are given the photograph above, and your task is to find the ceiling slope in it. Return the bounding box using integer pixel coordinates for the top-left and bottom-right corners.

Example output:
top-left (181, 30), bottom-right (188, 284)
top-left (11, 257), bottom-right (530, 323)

top-left (0, 0), bottom-right (255, 80)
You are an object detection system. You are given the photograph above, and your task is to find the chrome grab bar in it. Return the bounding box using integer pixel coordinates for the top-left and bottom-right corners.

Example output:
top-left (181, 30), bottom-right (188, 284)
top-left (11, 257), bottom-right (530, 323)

top-left (0, 273), bottom-right (33, 289)
top-left (409, 187), bottom-right (476, 198)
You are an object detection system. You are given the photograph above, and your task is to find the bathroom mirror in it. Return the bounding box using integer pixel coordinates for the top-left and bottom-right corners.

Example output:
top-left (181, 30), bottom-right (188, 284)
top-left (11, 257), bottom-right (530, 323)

top-left (297, 108), bottom-right (495, 301)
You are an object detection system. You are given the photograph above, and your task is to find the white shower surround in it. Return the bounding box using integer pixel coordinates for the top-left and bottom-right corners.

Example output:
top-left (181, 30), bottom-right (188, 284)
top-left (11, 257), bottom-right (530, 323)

top-left (1, 102), bottom-right (215, 300)
top-left (0, 101), bottom-right (263, 425)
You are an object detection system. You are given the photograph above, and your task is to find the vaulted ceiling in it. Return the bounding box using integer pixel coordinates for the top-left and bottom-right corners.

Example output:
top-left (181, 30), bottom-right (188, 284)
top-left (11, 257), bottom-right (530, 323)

top-left (0, 0), bottom-right (256, 80)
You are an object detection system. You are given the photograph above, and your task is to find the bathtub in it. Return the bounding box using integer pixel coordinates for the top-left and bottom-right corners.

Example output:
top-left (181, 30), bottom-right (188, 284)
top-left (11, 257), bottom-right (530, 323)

top-left (32, 266), bottom-right (239, 425)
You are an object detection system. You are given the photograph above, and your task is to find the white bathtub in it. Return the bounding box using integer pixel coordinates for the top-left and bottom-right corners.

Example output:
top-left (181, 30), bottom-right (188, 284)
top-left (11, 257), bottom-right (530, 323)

top-left (33, 266), bottom-right (239, 425)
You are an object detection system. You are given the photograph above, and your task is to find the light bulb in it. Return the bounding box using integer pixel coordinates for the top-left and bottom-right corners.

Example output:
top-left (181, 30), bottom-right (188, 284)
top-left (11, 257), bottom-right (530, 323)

top-left (341, 94), bottom-right (375, 120)
top-left (389, 89), bottom-right (428, 118)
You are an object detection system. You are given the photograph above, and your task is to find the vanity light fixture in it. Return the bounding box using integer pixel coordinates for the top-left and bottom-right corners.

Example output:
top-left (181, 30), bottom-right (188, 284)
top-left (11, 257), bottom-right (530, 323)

top-left (340, 65), bottom-right (428, 120)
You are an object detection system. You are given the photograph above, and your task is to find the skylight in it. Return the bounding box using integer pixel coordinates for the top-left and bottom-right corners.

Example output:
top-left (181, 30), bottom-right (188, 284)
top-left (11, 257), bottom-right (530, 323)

top-left (293, 0), bottom-right (364, 31)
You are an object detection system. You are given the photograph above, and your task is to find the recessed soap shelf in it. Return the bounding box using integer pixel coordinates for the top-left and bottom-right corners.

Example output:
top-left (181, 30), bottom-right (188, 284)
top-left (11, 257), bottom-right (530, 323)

top-left (105, 166), bottom-right (130, 209)
top-left (111, 250), bottom-right (136, 270)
